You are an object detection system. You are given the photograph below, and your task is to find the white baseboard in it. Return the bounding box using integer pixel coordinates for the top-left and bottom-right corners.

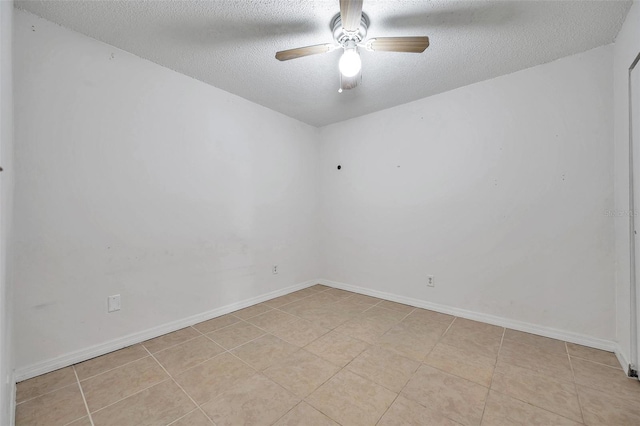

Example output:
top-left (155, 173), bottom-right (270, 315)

top-left (15, 277), bottom-right (632, 382)
top-left (614, 344), bottom-right (631, 375)
top-left (14, 280), bottom-right (318, 382)
top-left (318, 278), bottom-right (621, 355)
top-left (9, 372), bottom-right (15, 426)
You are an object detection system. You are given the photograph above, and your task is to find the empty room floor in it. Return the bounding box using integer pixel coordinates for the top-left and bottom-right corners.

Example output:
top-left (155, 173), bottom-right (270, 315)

top-left (14, 284), bottom-right (640, 426)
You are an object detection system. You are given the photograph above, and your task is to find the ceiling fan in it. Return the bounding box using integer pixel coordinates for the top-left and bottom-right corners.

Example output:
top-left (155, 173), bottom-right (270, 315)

top-left (275, 0), bottom-right (429, 92)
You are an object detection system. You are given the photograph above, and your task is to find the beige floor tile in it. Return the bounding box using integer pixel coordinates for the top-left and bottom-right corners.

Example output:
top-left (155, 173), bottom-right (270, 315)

top-left (263, 350), bottom-right (340, 398)
top-left (503, 329), bottom-right (567, 356)
top-left (403, 308), bottom-right (455, 325)
top-left (16, 366), bottom-right (77, 403)
top-left (377, 395), bottom-right (460, 426)
top-left (498, 339), bottom-right (573, 382)
top-left (154, 336), bottom-right (225, 375)
top-left (173, 352), bottom-right (256, 405)
top-left (232, 303), bottom-right (273, 320)
top-left (346, 346), bottom-right (420, 392)
top-left (273, 402), bottom-right (339, 426)
top-left (169, 409), bottom-right (214, 426)
top-left (262, 293), bottom-right (304, 308)
top-left (454, 318), bottom-right (503, 334)
top-left (360, 306), bottom-right (407, 323)
top-left (201, 374), bottom-right (299, 426)
top-left (399, 315), bottom-right (452, 336)
top-left (142, 327), bottom-right (200, 354)
top-left (425, 342), bottom-right (496, 387)
top-left (288, 288), bottom-right (321, 298)
top-left (206, 321), bottom-right (265, 349)
top-left (24, 295), bottom-right (640, 426)
top-left (307, 369), bottom-right (397, 426)
top-left (323, 288), bottom-right (354, 299)
top-left (329, 299), bottom-right (375, 315)
top-left (91, 380), bottom-right (194, 426)
top-left (231, 334), bottom-right (299, 370)
top-left (192, 314), bottom-right (241, 334)
top-left (491, 362), bottom-right (583, 423)
top-left (74, 345), bottom-right (148, 380)
top-left (577, 384), bottom-right (640, 425)
top-left (278, 299), bottom-right (315, 316)
top-left (246, 310), bottom-right (298, 333)
top-left (376, 322), bottom-right (441, 361)
top-left (304, 330), bottom-right (370, 367)
top-left (377, 300), bottom-right (415, 314)
top-left (571, 357), bottom-right (640, 399)
top-left (307, 284), bottom-right (331, 291)
top-left (334, 315), bottom-right (397, 344)
top-left (567, 343), bottom-right (620, 368)
top-left (81, 356), bottom-right (168, 412)
top-left (269, 318), bottom-right (330, 347)
top-left (66, 416), bottom-right (92, 425)
top-left (401, 365), bottom-right (488, 426)
top-left (440, 323), bottom-right (503, 360)
top-left (481, 390), bottom-right (582, 426)
top-left (345, 294), bottom-right (382, 305)
top-left (308, 292), bottom-right (348, 304)
top-left (15, 383), bottom-right (86, 426)
top-left (295, 305), bottom-right (354, 329)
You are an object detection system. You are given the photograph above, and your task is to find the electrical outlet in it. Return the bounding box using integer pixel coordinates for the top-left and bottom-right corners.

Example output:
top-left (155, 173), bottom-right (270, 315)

top-left (108, 294), bottom-right (121, 312)
top-left (427, 275), bottom-right (435, 287)
top-left (272, 265), bottom-right (278, 275)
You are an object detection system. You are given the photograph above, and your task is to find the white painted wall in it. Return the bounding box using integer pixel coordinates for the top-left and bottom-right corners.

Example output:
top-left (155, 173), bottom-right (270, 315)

top-left (613, 0), bottom-right (640, 370)
top-left (13, 9), bottom-right (320, 371)
top-left (0, 1), bottom-right (15, 423)
top-left (320, 45), bottom-right (616, 342)
top-left (12, 4), bottom-right (626, 381)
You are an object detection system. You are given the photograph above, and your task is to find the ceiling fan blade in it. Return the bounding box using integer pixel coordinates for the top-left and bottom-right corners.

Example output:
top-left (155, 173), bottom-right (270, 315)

top-left (275, 43), bottom-right (335, 61)
top-left (340, 71), bottom-right (360, 91)
top-left (367, 36), bottom-right (430, 53)
top-left (340, 0), bottom-right (363, 32)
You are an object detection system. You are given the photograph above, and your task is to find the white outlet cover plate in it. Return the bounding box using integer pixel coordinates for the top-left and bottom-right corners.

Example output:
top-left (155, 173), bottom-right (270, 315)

top-left (108, 294), bottom-right (121, 312)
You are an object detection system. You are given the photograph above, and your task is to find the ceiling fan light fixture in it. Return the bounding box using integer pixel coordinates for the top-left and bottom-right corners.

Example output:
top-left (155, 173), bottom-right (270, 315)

top-left (339, 48), bottom-right (361, 77)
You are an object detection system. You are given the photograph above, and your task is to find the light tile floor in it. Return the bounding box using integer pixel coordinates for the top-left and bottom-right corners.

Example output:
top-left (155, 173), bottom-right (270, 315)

top-left (15, 284), bottom-right (640, 425)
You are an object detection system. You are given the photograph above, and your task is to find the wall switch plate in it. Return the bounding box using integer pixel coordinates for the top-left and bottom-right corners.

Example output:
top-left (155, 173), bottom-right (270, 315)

top-left (272, 265), bottom-right (278, 274)
top-left (427, 275), bottom-right (435, 287)
top-left (108, 294), bottom-right (121, 312)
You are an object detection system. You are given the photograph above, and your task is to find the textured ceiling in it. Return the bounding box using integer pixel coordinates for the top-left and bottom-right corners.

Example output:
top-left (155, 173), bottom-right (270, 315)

top-left (16, 0), bottom-right (632, 127)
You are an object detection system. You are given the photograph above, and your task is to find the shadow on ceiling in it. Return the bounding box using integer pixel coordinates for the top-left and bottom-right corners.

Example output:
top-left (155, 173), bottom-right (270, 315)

top-left (378, 2), bottom-right (516, 30)
top-left (158, 17), bottom-right (321, 49)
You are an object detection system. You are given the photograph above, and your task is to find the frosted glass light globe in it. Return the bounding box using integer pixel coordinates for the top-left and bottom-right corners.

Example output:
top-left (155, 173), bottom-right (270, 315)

top-left (339, 49), bottom-right (361, 77)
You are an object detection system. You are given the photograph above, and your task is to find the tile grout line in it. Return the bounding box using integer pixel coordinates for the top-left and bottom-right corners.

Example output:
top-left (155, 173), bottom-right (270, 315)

top-left (89, 378), bottom-right (174, 418)
top-left (141, 345), bottom-right (218, 426)
top-left (421, 316), bottom-right (457, 361)
top-left (569, 354), bottom-right (626, 370)
top-left (72, 365), bottom-right (95, 426)
top-left (567, 341), bottom-right (587, 424)
top-left (164, 408), bottom-right (201, 426)
top-left (74, 349), bottom-right (149, 383)
top-left (488, 334), bottom-right (588, 425)
top-left (304, 306), bottom-right (420, 425)
top-left (300, 363), bottom-right (353, 425)
top-left (373, 316), bottom-right (436, 426)
top-left (478, 327), bottom-right (506, 424)
top-left (16, 380), bottom-right (80, 406)
top-left (147, 333), bottom-right (208, 357)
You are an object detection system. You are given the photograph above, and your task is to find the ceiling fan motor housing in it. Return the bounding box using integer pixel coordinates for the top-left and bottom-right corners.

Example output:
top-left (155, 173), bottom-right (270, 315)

top-left (331, 13), bottom-right (369, 46)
